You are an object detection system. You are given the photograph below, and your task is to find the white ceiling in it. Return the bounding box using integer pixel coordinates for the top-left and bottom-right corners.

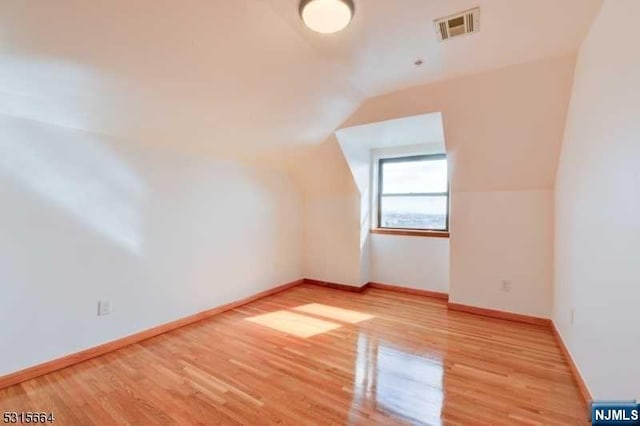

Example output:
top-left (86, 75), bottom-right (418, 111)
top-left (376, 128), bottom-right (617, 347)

top-left (269, 0), bottom-right (602, 95)
top-left (0, 0), bottom-right (601, 154)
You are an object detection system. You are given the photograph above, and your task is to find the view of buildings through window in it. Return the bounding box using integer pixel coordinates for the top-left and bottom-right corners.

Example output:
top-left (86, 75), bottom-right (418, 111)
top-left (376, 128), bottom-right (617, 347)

top-left (378, 155), bottom-right (449, 231)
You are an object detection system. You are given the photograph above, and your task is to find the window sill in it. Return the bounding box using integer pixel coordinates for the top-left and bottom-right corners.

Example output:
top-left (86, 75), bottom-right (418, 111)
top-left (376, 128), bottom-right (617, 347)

top-left (370, 228), bottom-right (450, 238)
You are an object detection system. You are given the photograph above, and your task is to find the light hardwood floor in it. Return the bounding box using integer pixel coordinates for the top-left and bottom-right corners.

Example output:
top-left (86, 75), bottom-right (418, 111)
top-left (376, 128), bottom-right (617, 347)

top-left (0, 285), bottom-right (588, 425)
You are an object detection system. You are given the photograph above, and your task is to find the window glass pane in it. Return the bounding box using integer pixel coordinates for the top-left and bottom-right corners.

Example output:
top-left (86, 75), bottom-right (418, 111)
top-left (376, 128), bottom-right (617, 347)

top-left (382, 158), bottom-right (447, 194)
top-left (380, 196), bottom-right (447, 230)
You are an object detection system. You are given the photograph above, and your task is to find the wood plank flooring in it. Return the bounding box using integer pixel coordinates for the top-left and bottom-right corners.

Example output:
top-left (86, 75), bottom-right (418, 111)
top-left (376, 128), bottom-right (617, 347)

top-left (0, 284), bottom-right (588, 425)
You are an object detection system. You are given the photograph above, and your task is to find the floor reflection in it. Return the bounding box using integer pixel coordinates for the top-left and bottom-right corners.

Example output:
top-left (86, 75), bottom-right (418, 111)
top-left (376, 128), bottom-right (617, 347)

top-left (351, 333), bottom-right (444, 425)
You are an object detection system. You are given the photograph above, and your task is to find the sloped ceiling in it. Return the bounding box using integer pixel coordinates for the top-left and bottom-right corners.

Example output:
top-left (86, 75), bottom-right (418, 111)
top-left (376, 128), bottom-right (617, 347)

top-left (1, 0), bottom-right (601, 157)
top-left (340, 54), bottom-right (580, 192)
top-left (0, 0), bottom-right (361, 155)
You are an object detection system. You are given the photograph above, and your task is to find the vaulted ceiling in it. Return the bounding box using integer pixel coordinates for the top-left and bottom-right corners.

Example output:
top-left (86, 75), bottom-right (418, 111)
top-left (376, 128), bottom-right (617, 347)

top-left (1, 0), bottom-right (601, 156)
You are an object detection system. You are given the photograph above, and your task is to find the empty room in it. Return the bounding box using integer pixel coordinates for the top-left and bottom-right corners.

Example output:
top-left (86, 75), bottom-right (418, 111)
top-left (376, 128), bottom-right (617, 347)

top-left (1, 0), bottom-right (638, 424)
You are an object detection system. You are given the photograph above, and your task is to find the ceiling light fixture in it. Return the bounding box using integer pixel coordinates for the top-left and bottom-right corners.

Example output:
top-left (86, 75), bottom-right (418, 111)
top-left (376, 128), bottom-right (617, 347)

top-left (299, 0), bottom-right (355, 34)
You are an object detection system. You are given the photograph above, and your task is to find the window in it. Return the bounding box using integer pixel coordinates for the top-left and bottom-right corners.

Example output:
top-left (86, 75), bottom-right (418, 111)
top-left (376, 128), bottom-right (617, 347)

top-left (377, 154), bottom-right (449, 231)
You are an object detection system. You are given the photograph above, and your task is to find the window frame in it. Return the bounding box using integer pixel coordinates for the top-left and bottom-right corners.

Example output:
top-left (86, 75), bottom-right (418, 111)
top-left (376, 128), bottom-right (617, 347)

top-left (376, 154), bottom-right (450, 232)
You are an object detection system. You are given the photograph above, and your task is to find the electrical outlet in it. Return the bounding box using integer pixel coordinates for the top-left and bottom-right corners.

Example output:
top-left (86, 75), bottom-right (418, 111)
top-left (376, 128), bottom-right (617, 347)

top-left (501, 280), bottom-right (512, 292)
top-left (97, 300), bottom-right (112, 316)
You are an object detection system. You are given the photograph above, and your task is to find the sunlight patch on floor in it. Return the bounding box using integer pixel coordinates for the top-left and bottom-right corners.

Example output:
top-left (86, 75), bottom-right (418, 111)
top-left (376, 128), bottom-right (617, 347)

top-left (293, 303), bottom-right (374, 324)
top-left (245, 310), bottom-right (341, 338)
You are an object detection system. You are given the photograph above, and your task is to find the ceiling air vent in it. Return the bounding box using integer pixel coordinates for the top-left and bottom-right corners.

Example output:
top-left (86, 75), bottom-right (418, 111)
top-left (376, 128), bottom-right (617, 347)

top-left (434, 8), bottom-right (480, 41)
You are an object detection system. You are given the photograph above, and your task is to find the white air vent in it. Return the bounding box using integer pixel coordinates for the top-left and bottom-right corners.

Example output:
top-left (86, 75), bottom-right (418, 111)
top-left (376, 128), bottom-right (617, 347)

top-left (434, 8), bottom-right (480, 41)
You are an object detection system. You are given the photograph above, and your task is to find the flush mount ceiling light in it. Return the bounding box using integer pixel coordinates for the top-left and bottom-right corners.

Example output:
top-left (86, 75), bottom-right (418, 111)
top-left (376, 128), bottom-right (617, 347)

top-left (299, 0), bottom-right (355, 34)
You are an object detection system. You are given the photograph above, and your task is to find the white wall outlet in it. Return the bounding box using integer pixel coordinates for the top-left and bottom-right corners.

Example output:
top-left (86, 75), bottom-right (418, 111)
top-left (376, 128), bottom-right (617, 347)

top-left (501, 280), bottom-right (512, 292)
top-left (97, 300), bottom-right (112, 316)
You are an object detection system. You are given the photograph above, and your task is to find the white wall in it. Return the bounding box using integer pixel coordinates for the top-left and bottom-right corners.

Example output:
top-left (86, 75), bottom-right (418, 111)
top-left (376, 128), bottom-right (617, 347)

top-left (302, 194), bottom-right (361, 286)
top-left (450, 190), bottom-right (553, 317)
top-left (370, 234), bottom-right (449, 293)
top-left (554, 0), bottom-right (640, 399)
top-left (336, 132), bottom-right (372, 286)
top-left (0, 115), bottom-right (302, 376)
